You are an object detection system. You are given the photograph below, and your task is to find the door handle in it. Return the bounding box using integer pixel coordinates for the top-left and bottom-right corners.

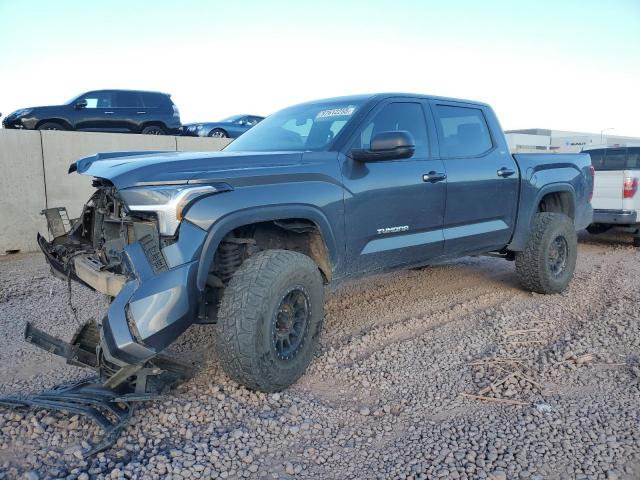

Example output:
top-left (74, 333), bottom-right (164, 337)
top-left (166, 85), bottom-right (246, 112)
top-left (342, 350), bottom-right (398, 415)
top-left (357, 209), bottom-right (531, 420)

top-left (104, 111), bottom-right (114, 115)
top-left (422, 171), bottom-right (447, 183)
top-left (497, 167), bottom-right (516, 178)
top-left (136, 111), bottom-right (147, 114)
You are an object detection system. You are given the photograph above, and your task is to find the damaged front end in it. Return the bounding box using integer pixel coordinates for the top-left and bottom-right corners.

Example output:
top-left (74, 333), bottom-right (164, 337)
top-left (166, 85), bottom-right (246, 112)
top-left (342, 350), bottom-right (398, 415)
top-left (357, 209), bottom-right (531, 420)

top-left (35, 180), bottom-right (211, 392)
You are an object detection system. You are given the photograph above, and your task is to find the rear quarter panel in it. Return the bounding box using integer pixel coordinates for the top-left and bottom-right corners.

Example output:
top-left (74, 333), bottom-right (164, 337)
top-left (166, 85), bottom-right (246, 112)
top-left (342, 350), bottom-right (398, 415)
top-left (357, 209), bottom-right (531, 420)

top-left (508, 153), bottom-right (593, 251)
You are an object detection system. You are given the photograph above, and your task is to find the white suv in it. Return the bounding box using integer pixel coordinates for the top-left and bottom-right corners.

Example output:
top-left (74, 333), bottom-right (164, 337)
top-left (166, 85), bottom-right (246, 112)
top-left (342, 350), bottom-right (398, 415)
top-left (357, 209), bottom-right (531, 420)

top-left (585, 147), bottom-right (640, 246)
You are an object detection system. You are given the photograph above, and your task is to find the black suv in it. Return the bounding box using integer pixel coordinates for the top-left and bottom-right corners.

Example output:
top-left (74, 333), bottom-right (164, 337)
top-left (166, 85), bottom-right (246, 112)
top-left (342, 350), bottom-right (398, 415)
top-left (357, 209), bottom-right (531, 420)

top-left (2, 90), bottom-right (182, 135)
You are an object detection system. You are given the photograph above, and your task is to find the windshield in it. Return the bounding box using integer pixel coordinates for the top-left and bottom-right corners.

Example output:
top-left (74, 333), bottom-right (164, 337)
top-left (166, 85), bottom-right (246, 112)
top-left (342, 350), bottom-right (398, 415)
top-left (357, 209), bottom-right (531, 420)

top-left (65, 93), bottom-right (84, 105)
top-left (225, 99), bottom-right (366, 152)
top-left (220, 115), bottom-right (245, 123)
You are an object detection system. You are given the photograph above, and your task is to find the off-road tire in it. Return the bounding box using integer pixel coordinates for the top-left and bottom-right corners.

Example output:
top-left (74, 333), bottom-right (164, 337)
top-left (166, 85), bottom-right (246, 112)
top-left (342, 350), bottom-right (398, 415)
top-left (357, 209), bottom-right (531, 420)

top-left (37, 121), bottom-right (66, 131)
top-left (515, 212), bottom-right (577, 294)
top-left (215, 249), bottom-right (324, 392)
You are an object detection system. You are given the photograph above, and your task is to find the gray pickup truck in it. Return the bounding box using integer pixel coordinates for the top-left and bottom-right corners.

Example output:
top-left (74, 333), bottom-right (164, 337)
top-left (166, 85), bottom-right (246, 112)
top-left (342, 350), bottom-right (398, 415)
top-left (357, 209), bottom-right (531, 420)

top-left (36, 93), bottom-right (593, 394)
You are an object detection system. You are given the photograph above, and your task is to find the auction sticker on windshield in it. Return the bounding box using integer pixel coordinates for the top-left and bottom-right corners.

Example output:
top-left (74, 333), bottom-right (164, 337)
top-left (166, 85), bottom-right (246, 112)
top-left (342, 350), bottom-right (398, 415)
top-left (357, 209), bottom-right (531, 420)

top-left (316, 106), bottom-right (356, 119)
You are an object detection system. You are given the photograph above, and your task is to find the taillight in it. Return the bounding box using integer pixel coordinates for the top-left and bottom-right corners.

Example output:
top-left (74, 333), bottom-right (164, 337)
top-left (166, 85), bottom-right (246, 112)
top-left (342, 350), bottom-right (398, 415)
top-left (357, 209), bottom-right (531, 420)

top-left (623, 176), bottom-right (639, 199)
top-left (588, 165), bottom-right (595, 202)
top-left (172, 105), bottom-right (180, 118)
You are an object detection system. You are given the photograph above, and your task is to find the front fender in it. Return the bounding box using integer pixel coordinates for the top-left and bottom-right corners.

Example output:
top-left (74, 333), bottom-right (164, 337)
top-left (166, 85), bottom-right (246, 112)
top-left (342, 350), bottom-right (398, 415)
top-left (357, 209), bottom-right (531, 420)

top-left (183, 152), bottom-right (347, 289)
top-left (191, 203), bottom-right (340, 292)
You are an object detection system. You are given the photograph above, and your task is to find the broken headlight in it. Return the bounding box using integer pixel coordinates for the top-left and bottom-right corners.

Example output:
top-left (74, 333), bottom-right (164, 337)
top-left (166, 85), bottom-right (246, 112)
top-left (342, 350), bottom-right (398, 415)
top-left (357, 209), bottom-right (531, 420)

top-left (119, 184), bottom-right (230, 236)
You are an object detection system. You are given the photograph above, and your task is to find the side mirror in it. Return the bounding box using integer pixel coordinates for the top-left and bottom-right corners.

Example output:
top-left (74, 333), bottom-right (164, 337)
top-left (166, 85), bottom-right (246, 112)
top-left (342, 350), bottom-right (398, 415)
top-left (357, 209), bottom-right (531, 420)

top-left (350, 131), bottom-right (415, 162)
top-left (74, 99), bottom-right (87, 110)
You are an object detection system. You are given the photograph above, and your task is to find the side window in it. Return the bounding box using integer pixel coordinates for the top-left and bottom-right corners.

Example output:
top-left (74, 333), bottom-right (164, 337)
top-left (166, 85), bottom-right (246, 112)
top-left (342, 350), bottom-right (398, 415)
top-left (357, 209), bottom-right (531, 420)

top-left (353, 102), bottom-right (428, 159)
top-left (434, 105), bottom-right (493, 157)
top-left (587, 149), bottom-right (606, 170)
top-left (627, 148), bottom-right (640, 169)
top-left (141, 93), bottom-right (169, 108)
top-left (81, 91), bottom-right (114, 109)
top-left (116, 91), bottom-right (143, 108)
top-left (603, 149), bottom-right (627, 170)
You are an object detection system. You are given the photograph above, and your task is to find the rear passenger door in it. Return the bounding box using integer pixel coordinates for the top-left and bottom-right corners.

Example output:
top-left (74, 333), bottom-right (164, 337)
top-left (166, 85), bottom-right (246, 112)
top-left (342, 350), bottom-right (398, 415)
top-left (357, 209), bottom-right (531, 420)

top-left (114, 91), bottom-right (145, 133)
top-left (430, 102), bottom-right (519, 254)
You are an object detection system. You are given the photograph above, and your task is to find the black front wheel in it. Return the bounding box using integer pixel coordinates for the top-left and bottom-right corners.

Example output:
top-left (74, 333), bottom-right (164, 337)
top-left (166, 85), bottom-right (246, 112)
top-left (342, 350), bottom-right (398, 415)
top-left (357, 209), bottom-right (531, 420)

top-left (37, 121), bottom-right (66, 131)
top-left (215, 250), bottom-right (324, 392)
top-left (141, 125), bottom-right (166, 135)
top-left (515, 212), bottom-right (577, 294)
top-left (208, 128), bottom-right (228, 138)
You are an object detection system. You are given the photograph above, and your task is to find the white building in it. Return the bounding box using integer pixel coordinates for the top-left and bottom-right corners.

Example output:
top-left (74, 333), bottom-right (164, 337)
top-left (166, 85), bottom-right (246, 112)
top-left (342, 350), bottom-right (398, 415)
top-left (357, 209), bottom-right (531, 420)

top-left (504, 128), bottom-right (640, 153)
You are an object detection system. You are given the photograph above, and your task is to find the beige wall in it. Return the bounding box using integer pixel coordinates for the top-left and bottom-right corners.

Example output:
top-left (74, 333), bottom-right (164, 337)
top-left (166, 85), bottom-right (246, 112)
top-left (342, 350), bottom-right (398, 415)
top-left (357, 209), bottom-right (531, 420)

top-left (0, 130), bottom-right (230, 254)
top-left (0, 130), bottom-right (48, 253)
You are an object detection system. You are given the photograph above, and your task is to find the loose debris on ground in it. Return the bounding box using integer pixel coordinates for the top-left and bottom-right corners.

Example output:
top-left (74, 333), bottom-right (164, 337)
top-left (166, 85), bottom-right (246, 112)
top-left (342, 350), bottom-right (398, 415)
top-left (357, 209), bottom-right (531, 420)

top-left (1, 230), bottom-right (639, 479)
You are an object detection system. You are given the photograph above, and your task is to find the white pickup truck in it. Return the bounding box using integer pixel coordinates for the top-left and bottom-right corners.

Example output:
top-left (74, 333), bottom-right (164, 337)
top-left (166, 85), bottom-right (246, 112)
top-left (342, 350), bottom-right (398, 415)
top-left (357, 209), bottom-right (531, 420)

top-left (586, 146), bottom-right (640, 246)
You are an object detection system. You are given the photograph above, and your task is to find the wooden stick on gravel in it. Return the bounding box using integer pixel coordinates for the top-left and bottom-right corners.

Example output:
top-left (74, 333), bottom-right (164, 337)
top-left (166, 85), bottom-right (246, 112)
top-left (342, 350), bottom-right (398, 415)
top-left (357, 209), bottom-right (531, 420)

top-left (505, 328), bottom-right (543, 336)
top-left (514, 372), bottom-right (544, 390)
top-left (478, 371), bottom-right (518, 395)
top-left (461, 393), bottom-right (528, 406)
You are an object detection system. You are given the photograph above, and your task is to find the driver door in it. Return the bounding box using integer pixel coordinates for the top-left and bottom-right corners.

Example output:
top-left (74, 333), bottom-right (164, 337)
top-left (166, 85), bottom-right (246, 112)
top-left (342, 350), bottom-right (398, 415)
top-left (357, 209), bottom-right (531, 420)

top-left (73, 91), bottom-right (119, 131)
top-left (340, 99), bottom-right (446, 274)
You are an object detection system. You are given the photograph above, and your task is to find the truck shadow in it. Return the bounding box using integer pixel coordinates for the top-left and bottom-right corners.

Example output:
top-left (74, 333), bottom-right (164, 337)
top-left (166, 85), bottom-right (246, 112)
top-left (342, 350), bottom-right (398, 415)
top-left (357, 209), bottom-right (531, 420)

top-left (578, 230), bottom-right (637, 248)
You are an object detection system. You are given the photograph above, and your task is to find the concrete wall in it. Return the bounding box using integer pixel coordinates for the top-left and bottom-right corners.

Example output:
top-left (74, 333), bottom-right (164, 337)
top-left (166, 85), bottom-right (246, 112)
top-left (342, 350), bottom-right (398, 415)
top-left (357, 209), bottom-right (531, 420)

top-left (0, 130), bottom-right (48, 253)
top-left (0, 130), bottom-right (230, 254)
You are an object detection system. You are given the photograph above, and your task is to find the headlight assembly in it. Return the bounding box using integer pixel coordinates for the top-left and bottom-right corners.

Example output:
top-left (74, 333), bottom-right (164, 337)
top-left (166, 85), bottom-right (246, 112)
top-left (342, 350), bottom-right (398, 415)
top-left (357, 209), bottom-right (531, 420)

top-left (119, 183), bottom-right (231, 235)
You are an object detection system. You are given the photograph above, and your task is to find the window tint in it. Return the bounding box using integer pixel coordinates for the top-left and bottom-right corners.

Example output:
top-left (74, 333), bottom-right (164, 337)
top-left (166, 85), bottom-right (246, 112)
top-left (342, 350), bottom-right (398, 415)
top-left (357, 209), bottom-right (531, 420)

top-left (116, 91), bottom-right (143, 108)
top-left (603, 149), bottom-right (627, 170)
top-left (434, 105), bottom-right (493, 157)
top-left (80, 91), bottom-right (114, 109)
top-left (587, 149), bottom-right (606, 170)
top-left (627, 148), bottom-right (640, 169)
top-left (353, 102), bottom-right (428, 158)
top-left (142, 93), bottom-right (170, 108)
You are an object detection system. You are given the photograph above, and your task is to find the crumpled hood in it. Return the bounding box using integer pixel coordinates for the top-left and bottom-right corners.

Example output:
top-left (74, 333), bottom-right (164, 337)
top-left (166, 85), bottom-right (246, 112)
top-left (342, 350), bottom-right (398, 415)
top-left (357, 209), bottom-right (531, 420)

top-left (70, 150), bottom-right (304, 190)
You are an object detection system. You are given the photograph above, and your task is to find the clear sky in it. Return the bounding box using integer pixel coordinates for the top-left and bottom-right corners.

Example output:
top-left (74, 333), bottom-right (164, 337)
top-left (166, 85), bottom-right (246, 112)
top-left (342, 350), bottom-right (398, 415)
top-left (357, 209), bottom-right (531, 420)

top-left (1, 0), bottom-right (639, 136)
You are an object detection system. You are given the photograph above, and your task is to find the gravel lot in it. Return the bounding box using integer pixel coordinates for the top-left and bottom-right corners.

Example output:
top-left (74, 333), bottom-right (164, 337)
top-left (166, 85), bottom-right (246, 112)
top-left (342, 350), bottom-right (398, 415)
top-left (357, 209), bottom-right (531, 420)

top-left (1, 231), bottom-right (639, 479)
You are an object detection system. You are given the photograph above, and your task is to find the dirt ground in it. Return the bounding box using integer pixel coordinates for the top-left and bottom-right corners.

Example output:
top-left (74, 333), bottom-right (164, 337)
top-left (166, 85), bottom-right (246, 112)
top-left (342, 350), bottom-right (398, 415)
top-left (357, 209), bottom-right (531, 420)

top-left (0, 231), bottom-right (639, 479)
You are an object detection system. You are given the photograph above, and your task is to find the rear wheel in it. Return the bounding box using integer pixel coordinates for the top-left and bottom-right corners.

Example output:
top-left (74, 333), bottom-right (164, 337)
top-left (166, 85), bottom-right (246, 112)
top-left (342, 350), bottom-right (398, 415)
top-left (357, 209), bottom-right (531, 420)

top-left (209, 128), bottom-right (228, 138)
top-left (215, 250), bottom-right (324, 392)
top-left (515, 212), bottom-right (577, 294)
top-left (37, 121), bottom-right (66, 131)
top-left (141, 125), bottom-right (166, 135)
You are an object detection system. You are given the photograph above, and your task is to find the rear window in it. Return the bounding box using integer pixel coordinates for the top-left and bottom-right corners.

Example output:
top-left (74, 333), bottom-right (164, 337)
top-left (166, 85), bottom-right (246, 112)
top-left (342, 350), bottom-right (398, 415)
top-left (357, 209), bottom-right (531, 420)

top-left (434, 105), bottom-right (493, 157)
top-left (141, 92), bottom-right (172, 109)
top-left (589, 148), bottom-right (640, 171)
